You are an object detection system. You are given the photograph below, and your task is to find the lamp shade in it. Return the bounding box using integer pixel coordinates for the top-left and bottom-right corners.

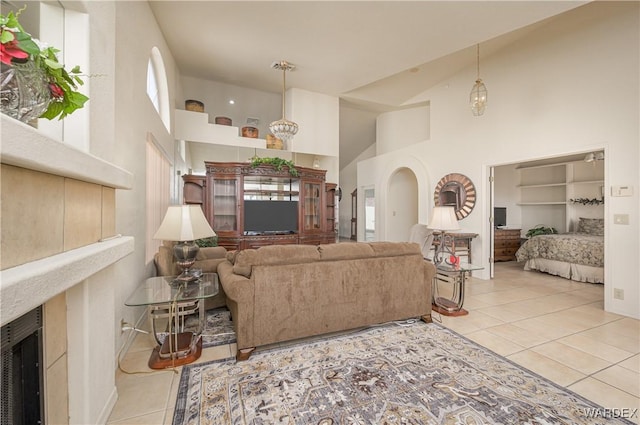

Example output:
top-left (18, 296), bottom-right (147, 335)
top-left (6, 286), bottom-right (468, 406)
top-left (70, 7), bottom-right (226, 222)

top-left (427, 206), bottom-right (460, 231)
top-left (153, 205), bottom-right (215, 241)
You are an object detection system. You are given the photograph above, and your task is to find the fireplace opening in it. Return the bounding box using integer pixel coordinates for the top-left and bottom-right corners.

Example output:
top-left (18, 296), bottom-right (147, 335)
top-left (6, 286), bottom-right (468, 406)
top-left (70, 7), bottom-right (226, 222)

top-left (1, 306), bottom-right (44, 425)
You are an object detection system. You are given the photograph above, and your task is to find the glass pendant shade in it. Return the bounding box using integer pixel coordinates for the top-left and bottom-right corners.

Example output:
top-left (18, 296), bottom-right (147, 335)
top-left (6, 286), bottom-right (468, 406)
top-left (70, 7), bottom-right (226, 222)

top-left (269, 118), bottom-right (298, 145)
top-left (269, 60), bottom-right (298, 147)
top-left (470, 79), bottom-right (487, 116)
top-left (470, 44), bottom-right (487, 116)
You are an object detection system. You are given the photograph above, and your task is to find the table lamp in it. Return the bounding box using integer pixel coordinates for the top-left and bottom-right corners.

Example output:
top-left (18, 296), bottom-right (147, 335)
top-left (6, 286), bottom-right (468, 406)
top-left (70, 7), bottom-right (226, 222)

top-left (427, 206), bottom-right (460, 265)
top-left (153, 205), bottom-right (216, 283)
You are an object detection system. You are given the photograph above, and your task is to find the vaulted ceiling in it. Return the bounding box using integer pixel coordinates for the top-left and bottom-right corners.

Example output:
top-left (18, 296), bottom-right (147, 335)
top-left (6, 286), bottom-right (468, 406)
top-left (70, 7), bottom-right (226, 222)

top-left (149, 1), bottom-right (589, 168)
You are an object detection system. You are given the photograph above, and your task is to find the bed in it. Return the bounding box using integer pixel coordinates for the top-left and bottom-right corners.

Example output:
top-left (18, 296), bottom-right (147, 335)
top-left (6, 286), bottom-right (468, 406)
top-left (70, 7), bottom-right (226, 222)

top-left (515, 218), bottom-right (604, 284)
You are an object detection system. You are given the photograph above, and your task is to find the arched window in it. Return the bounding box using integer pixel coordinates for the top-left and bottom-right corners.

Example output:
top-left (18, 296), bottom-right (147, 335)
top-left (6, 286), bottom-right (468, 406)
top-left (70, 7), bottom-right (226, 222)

top-left (146, 47), bottom-right (170, 131)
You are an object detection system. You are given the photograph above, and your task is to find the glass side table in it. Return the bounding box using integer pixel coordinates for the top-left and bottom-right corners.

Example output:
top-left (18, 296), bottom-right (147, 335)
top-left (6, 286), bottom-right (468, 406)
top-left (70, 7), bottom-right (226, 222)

top-left (433, 262), bottom-right (483, 317)
top-left (125, 273), bottom-right (219, 369)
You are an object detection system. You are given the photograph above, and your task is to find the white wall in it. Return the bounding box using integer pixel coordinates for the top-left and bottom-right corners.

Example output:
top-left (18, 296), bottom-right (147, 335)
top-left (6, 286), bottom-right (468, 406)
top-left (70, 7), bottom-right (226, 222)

top-left (357, 2), bottom-right (639, 318)
top-left (376, 106), bottom-right (429, 155)
top-left (180, 76), bottom-right (281, 139)
top-left (290, 88), bottom-right (340, 158)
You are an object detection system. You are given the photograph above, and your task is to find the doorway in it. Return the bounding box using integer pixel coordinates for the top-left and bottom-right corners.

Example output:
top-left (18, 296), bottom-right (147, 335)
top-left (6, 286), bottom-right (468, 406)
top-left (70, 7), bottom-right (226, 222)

top-left (363, 187), bottom-right (375, 241)
top-left (489, 151), bottom-right (606, 281)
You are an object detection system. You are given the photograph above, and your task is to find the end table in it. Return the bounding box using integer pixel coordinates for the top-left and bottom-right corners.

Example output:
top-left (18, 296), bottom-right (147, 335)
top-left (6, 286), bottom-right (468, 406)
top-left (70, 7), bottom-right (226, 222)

top-left (433, 262), bottom-right (483, 317)
top-left (125, 273), bottom-right (219, 369)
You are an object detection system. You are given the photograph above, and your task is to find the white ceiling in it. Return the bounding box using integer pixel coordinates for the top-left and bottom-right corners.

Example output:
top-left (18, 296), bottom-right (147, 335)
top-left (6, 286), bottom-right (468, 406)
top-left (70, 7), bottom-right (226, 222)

top-left (148, 1), bottom-right (589, 168)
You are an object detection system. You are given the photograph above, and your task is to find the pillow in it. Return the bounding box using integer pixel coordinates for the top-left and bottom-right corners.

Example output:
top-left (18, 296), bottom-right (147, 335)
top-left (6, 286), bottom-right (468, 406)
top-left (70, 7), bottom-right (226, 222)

top-left (577, 218), bottom-right (604, 235)
top-left (226, 250), bottom-right (238, 264)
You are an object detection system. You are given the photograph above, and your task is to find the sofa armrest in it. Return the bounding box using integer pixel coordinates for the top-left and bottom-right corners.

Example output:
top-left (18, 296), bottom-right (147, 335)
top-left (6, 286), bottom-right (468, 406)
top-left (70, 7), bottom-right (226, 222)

top-left (217, 260), bottom-right (256, 350)
top-left (217, 261), bottom-right (254, 303)
top-left (198, 246), bottom-right (227, 260)
top-left (423, 260), bottom-right (436, 282)
top-left (423, 260), bottom-right (436, 303)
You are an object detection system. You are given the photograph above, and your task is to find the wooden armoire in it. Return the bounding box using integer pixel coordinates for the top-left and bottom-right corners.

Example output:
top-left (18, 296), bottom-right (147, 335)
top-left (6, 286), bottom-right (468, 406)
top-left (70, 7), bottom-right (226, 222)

top-left (183, 161), bottom-right (337, 250)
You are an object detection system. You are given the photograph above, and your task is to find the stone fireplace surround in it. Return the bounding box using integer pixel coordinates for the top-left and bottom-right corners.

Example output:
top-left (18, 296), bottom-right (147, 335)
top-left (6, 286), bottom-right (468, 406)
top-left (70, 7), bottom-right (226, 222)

top-left (1, 116), bottom-right (134, 424)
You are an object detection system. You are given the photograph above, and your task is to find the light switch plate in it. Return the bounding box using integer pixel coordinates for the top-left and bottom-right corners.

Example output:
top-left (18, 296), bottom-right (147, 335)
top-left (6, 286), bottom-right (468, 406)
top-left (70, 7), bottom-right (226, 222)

top-left (614, 214), bottom-right (629, 225)
top-left (611, 185), bottom-right (633, 197)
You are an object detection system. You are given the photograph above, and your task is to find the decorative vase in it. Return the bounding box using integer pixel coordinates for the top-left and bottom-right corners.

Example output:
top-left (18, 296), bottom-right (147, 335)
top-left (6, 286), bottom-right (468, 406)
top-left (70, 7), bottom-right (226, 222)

top-left (0, 60), bottom-right (51, 123)
top-left (215, 116), bottom-right (232, 126)
top-left (185, 99), bottom-right (204, 112)
top-left (242, 126), bottom-right (258, 138)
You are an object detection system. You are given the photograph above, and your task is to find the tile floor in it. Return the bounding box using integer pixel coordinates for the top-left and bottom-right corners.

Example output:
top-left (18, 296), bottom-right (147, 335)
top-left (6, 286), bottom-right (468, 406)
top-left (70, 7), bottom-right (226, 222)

top-left (107, 261), bottom-right (640, 424)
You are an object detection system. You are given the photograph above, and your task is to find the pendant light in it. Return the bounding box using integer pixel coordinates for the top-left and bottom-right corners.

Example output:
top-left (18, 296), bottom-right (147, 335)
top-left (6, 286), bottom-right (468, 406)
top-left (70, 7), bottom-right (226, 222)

top-left (469, 44), bottom-right (487, 116)
top-left (269, 60), bottom-right (298, 147)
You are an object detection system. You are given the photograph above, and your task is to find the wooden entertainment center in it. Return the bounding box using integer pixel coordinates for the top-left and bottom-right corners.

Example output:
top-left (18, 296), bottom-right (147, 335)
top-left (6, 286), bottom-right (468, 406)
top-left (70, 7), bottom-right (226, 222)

top-left (183, 161), bottom-right (337, 250)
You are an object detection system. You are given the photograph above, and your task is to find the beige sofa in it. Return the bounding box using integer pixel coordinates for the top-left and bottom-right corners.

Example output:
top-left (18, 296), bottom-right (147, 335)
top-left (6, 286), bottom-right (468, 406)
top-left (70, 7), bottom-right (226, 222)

top-left (154, 241), bottom-right (228, 310)
top-left (218, 241), bottom-right (436, 360)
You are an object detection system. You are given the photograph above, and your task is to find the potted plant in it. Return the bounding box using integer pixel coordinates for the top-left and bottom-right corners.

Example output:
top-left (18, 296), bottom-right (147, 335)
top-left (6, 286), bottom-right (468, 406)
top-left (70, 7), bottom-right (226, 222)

top-left (525, 225), bottom-right (558, 238)
top-left (0, 8), bottom-right (88, 121)
top-left (250, 157), bottom-right (299, 177)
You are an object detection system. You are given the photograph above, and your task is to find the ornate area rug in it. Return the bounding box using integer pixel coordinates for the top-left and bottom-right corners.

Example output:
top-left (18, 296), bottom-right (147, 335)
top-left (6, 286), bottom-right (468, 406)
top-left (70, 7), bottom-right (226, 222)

top-left (173, 321), bottom-right (632, 425)
top-left (158, 308), bottom-right (236, 349)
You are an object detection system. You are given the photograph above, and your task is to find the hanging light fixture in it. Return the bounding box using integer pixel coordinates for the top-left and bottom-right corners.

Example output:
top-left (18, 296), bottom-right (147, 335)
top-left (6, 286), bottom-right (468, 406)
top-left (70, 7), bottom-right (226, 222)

top-left (469, 44), bottom-right (488, 116)
top-left (269, 60), bottom-right (298, 147)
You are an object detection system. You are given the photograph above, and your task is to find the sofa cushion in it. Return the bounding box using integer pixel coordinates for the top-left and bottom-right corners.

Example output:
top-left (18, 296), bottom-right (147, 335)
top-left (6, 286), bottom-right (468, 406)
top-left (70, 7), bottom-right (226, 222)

top-left (232, 245), bottom-right (321, 277)
top-left (318, 242), bottom-right (374, 261)
top-left (232, 249), bottom-right (260, 277)
top-left (257, 244), bottom-right (320, 265)
top-left (226, 250), bottom-right (238, 264)
top-left (369, 241), bottom-right (421, 257)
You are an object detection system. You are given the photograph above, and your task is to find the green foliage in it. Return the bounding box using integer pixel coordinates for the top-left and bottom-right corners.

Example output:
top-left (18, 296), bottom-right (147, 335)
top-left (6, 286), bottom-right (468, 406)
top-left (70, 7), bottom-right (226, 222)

top-left (525, 225), bottom-right (558, 238)
top-left (1, 7), bottom-right (89, 120)
top-left (569, 198), bottom-right (604, 205)
top-left (250, 157), bottom-right (299, 176)
top-left (196, 236), bottom-right (218, 247)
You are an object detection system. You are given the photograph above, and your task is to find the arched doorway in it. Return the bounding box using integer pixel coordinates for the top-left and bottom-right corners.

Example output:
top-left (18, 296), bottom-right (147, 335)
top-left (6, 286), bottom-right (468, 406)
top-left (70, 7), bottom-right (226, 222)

top-left (386, 167), bottom-right (419, 241)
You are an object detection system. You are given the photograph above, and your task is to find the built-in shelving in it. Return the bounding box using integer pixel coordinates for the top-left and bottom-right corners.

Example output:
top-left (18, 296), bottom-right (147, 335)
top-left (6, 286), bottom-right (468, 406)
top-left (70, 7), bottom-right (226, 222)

top-left (174, 109), bottom-right (267, 150)
top-left (517, 159), bottom-right (604, 232)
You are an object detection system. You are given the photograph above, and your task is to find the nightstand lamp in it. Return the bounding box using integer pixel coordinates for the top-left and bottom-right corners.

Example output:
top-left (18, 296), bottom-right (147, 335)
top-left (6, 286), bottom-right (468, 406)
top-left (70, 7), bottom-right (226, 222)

top-left (153, 205), bottom-right (216, 283)
top-left (427, 206), bottom-right (460, 266)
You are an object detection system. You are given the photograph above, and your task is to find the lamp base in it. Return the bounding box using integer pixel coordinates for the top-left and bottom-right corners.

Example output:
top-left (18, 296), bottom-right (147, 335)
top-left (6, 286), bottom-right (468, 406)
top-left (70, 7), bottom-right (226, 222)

top-left (173, 240), bottom-right (199, 283)
top-left (173, 271), bottom-right (199, 284)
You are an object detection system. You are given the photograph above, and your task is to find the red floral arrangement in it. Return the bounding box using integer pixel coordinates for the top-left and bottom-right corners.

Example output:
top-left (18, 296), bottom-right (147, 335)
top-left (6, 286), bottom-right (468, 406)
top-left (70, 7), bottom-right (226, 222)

top-left (1, 8), bottom-right (88, 120)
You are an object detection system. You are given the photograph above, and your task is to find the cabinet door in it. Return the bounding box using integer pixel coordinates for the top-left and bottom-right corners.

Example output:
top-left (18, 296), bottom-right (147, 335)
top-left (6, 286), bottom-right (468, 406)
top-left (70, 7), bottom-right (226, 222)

top-left (325, 183), bottom-right (337, 237)
top-left (211, 177), bottom-right (239, 233)
top-left (302, 181), bottom-right (323, 232)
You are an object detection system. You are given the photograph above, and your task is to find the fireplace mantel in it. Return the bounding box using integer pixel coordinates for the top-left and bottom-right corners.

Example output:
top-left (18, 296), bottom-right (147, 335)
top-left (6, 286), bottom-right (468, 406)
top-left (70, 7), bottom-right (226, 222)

top-left (1, 115), bottom-right (132, 189)
top-left (0, 236), bottom-right (134, 326)
top-left (0, 115), bottom-right (135, 325)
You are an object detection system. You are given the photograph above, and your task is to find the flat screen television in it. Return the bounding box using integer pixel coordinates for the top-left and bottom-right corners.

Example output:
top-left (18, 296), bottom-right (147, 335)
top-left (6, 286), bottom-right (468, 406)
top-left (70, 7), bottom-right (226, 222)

top-left (494, 207), bottom-right (507, 228)
top-left (244, 200), bottom-right (299, 234)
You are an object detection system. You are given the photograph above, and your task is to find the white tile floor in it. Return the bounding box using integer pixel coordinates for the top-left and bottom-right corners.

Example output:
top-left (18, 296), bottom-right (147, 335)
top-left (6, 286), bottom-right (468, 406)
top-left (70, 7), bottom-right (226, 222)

top-left (107, 262), bottom-right (640, 424)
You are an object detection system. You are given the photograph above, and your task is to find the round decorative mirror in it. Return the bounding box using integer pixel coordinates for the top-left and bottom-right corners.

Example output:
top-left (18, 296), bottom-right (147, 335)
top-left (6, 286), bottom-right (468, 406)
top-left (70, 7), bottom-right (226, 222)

top-left (433, 173), bottom-right (476, 220)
